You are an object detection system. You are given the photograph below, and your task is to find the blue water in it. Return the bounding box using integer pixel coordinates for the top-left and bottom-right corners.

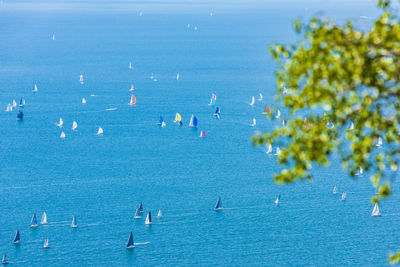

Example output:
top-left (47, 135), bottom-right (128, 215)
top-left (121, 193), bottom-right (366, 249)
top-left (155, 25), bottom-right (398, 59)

top-left (0, 0), bottom-right (398, 266)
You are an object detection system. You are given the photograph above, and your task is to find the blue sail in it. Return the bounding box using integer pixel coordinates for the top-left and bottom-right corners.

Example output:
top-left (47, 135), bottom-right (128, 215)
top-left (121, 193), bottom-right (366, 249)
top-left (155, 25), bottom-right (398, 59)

top-left (19, 97), bottom-right (25, 106)
top-left (17, 111), bottom-right (23, 120)
top-left (193, 116), bottom-right (198, 127)
top-left (159, 116), bottom-right (164, 124)
top-left (2, 253), bottom-right (8, 264)
top-left (13, 230), bottom-right (20, 243)
top-left (215, 107), bottom-right (220, 114)
top-left (214, 196), bottom-right (222, 210)
top-left (126, 232), bottom-right (134, 248)
top-left (30, 213), bottom-right (38, 227)
top-left (138, 202), bottom-right (143, 213)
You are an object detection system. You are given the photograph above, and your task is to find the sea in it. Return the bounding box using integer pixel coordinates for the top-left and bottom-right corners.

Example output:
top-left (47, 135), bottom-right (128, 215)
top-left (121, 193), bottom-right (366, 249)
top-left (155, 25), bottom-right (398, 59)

top-left (0, 0), bottom-right (398, 266)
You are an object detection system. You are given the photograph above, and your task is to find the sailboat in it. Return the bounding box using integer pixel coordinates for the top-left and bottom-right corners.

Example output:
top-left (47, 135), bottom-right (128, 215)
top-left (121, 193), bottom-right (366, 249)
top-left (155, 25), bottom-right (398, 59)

top-left (214, 196), bottom-right (222, 210)
top-left (82, 98), bottom-right (86, 104)
top-left (2, 253), bottom-right (8, 265)
top-left (145, 211), bottom-right (152, 225)
top-left (57, 118), bottom-right (63, 127)
top-left (274, 147), bottom-right (281, 156)
top-left (138, 202), bottom-right (143, 213)
top-left (349, 122), bottom-right (354, 130)
top-left (355, 167), bottom-right (363, 176)
top-left (187, 24), bottom-right (190, 28)
top-left (157, 210), bottom-right (162, 218)
top-left (79, 74), bottom-right (84, 84)
top-left (129, 62), bottom-right (132, 69)
top-left (208, 94), bottom-right (216, 106)
top-left (194, 26), bottom-right (198, 30)
top-left (5, 104), bottom-right (11, 112)
top-left (199, 131), bottom-right (206, 138)
top-left (173, 113), bottom-right (182, 124)
top-left (33, 84), bottom-right (38, 92)
top-left (71, 216), bottom-right (78, 228)
top-left (282, 120), bottom-right (286, 126)
top-left (333, 186), bottom-right (337, 195)
top-left (266, 144), bottom-right (272, 154)
top-left (258, 93), bottom-right (263, 101)
top-left (19, 97), bottom-right (25, 107)
top-left (283, 87), bottom-right (288, 94)
top-left (17, 110), bottom-right (23, 120)
top-left (134, 208), bottom-right (142, 219)
top-left (376, 137), bottom-right (383, 147)
top-left (214, 107), bottom-right (220, 118)
top-left (158, 116), bottom-right (164, 125)
top-left (275, 195), bottom-right (281, 205)
top-left (276, 109), bottom-right (281, 119)
top-left (129, 95), bottom-right (136, 106)
top-left (12, 100), bottom-right (17, 108)
top-left (126, 232), bottom-right (134, 248)
top-left (13, 230), bottom-right (20, 244)
top-left (249, 96), bottom-right (255, 106)
top-left (43, 238), bottom-right (49, 249)
top-left (188, 115), bottom-right (198, 127)
top-left (371, 203), bottom-right (381, 217)
top-left (52, 35), bottom-right (55, 41)
top-left (250, 118), bottom-right (256, 127)
top-left (30, 213), bottom-right (38, 227)
top-left (129, 84), bottom-right (134, 91)
top-left (263, 105), bottom-right (270, 114)
top-left (72, 121), bottom-right (78, 130)
top-left (341, 192), bottom-right (347, 201)
top-left (60, 131), bottom-right (66, 139)
top-left (97, 127), bottom-right (103, 135)
top-left (176, 72), bottom-right (180, 80)
top-left (41, 212), bottom-right (47, 225)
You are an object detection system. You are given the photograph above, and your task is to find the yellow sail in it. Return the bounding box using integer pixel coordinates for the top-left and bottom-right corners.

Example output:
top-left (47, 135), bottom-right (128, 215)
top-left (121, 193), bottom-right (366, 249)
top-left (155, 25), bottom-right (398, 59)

top-left (177, 113), bottom-right (182, 121)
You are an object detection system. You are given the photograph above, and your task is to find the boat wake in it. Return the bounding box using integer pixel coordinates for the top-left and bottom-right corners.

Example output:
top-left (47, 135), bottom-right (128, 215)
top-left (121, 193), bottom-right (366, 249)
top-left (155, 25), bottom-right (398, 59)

top-left (105, 107), bottom-right (117, 111)
top-left (134, 242), bottom-right (150, 245)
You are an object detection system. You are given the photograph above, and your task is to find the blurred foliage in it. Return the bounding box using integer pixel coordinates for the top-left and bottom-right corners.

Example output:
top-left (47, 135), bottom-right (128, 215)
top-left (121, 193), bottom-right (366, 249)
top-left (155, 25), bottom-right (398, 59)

top-left (252, 0), bottom-right (400, 262)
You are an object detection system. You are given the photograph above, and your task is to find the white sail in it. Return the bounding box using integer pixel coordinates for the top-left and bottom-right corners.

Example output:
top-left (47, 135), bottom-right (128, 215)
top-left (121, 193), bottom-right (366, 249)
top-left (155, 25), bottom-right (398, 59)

top-left (43, 238), bottom-right (49, 248)
top-left (341, 192), bottom-right (346, 201)
top-left (82, 98), bottom-right (86, 104)
top-left (250, 118), bottom-right (256, 127)
top-left (145, 211), bottom-right (152, 225)
top-left (71, 216), bottom-right (78, 228)
top-left (79, 74), bottom-right (84, 84)
top-left (52, 35), bottom-right (55, 40)
top-left (97, 127), bottom-right (103, 135)
top-left (282, 120), bottom-right (286, 126)
top-left (283, 87), bottom-right (288, 94)
top-left (249, 96), bottom-right (255, 106)
top-left (333, 186), bottom-right (337, 195)
top-left (349, 122), bottom-right (354, 130)
top-left (274, 147), bottom-right (281, 156)
top-left (41, 212), bottom-right (47, 224)
top-left (258, 93), bottom-right (263, 101)
top-left (12, 100), bottom-right (17, 108)
top-left (371, 203), bottom-right (381, 216)
top-left (5, 104), bottom-right (11, 112)
top-left (33, 84), bottom-right (38, 92)
top-left (274, 195), bottom-right (280, 205)
top-left (157, 210), bottom-right (162, 218)
top-left (72, 121), bottom-right (77, 130)
top-left (276, 109), bottom-right (281, 119)
top-left (129, 62), bottom-right (132, 69)
top-left (356, 167), bottom-right (363, 176)
top-left (161, 121), bottom-right (166, 128)
top-left (187, 24), bottom-right (190, 28)
top-left (176, 72), bottom-right (180, 80)
top-left (376, 137), bottom-right (383, 147)
top-left (60, 131), bottom-right (66, 139)
top-left (266, 144), bottom-right (272, 154)
top-left (57, 118), bottom-right (63, 127)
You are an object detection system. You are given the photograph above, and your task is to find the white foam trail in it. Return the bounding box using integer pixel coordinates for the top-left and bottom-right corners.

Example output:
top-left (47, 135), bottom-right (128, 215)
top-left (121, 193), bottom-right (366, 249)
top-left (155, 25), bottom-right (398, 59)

top-left (105, 108), bottom-right (117, 111)
top-left (134, 242), bottom-right (150, 245)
